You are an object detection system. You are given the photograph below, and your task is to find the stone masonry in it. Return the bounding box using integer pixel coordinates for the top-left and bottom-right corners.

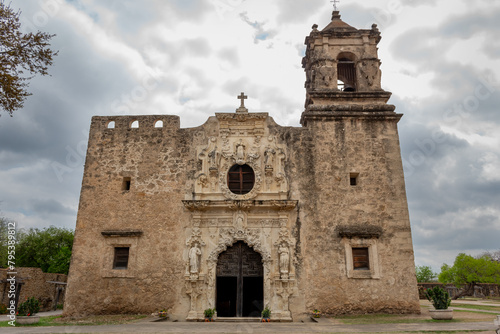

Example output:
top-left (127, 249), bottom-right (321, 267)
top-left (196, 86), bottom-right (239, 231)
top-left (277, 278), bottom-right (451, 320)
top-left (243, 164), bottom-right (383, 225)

top-left (64, 11), bottom-right (420, 320)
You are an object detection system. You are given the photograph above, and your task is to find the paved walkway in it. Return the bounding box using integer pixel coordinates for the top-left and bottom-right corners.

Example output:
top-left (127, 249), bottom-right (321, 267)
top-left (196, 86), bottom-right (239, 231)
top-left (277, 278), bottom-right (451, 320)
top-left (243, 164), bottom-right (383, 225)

top-left (2, 300), bottom-right (499, 333)
top-left (1, 318), bottom-right (498, 334)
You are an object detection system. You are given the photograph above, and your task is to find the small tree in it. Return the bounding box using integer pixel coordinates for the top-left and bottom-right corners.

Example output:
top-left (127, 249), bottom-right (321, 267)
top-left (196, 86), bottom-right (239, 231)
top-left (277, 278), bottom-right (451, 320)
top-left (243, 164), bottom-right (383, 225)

top-left (439, 253), bottom-right (500, 299)
top-left (416, 265), bottom-right (436, 283)
top-left (16, 226), bottom-right (74, 275)
top-left (478, 250), bottom-right (500, 263)
top-left (0, 1), bottom-right (58, 116)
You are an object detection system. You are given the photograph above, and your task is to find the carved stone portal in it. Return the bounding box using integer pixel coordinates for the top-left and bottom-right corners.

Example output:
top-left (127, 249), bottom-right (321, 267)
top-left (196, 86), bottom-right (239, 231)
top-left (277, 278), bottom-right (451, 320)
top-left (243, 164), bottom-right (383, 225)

top-left (185, 110), bottom-right (296, 321)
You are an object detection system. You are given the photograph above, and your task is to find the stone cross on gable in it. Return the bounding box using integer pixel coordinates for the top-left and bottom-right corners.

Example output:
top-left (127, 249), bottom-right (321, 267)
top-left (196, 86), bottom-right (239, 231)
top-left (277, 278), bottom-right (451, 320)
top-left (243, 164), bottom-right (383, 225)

top-left (236, 92), bottom-right (248, 113)
top-left (238, 92), bottom-right (247, 108)
top-left (330, 0), bottom-right (340, 11)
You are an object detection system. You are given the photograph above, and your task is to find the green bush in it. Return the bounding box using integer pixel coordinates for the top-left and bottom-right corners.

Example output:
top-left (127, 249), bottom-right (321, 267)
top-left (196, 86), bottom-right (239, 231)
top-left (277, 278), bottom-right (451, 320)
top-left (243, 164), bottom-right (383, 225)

top-left (261, 306), bottom-right (271, 318)
top-left (425, 286), bottom-right (451, 310)
top-left (0, 304), bottom-right (7, 314)
top-left (16, 297), bottom-right (40, 316)
top-left (203, 308), bottom-right (215, 318)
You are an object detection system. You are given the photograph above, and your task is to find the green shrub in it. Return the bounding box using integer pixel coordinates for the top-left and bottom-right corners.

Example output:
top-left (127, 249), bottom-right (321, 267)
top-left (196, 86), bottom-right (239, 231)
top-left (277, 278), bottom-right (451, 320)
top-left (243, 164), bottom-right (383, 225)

top-left (0, 304), bottom-right (7, 314)
top-left (261, 306), bottom-right (271, 318)
top-left (16, 297), bottom-right (40, 316)
top-left (203, 308), bottom-right (215, 318)
top-left (425, 286), bottom-right (451, 310)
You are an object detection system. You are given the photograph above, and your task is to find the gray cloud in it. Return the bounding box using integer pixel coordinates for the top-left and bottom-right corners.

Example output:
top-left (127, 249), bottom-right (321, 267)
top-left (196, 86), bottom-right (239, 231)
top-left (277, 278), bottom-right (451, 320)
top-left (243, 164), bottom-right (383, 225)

top-left (275, 0), bottom-right (325, 25)
top-left (2, 0), bottom-right (500, 271)
top-left (400, 0), bottom-right (437, 7)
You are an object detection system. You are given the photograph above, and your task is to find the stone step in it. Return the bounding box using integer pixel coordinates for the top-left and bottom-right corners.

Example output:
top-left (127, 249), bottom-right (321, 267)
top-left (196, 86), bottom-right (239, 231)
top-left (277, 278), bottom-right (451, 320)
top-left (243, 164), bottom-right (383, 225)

top-left (216, 317), bottom-right (262, 322)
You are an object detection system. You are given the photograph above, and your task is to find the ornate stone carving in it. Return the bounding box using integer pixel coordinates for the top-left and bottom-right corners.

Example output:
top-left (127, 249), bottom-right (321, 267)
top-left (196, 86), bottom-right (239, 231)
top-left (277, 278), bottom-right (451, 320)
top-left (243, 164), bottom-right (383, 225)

top-left (182, 200), bottom-right (210, 211)
top-left (186, 227), bottom-right (206, 247)
top-left (185, 279), bottom-right (204, 320)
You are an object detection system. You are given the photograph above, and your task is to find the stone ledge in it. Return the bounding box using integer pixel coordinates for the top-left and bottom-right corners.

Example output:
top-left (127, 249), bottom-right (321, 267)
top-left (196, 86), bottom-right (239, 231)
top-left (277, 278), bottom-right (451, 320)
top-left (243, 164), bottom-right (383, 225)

top-left (101, 230), bottom-right (143, 237)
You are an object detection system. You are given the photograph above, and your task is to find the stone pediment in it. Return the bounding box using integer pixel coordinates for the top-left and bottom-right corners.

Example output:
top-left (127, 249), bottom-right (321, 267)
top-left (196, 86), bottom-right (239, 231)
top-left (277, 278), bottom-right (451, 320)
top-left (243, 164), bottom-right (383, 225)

top-left (193, 111), bottom-right (289, 201)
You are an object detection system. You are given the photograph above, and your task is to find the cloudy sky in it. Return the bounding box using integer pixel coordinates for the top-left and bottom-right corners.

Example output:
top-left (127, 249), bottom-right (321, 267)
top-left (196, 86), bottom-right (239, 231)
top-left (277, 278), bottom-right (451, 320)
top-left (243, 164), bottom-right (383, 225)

top-left (1, 0), bottom-right (499, 273)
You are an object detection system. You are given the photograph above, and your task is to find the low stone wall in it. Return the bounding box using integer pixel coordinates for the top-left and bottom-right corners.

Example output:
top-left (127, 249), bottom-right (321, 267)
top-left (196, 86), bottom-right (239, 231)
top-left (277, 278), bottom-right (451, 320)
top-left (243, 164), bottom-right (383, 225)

top-left (418, 283), bottom-right (500, 299)
top-left (0, 267), bottom-right (67, 312)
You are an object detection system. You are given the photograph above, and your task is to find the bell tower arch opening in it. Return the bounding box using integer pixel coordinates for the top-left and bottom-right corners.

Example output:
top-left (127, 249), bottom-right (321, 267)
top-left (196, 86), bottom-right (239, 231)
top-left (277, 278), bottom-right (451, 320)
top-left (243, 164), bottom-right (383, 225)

top-left (216, 241), bottom-right (263, 318)
top-left (337, 52), bottom-right (357, 92)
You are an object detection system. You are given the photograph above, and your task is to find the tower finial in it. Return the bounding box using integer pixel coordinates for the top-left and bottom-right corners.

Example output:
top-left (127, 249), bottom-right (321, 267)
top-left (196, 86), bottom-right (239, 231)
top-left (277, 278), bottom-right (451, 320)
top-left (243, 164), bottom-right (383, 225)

top-left (330, 0), bottom-right (340, 11)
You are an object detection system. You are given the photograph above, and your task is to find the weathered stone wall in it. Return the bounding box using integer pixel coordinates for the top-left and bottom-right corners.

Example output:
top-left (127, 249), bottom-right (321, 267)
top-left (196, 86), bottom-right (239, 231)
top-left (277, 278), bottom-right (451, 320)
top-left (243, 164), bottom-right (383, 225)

top-left (0, 268), bottom-right (67, 311)
top-left (65, 115), bottom-right (199, 317)
top-left (418, 283), bottom-right (500, 299)
top-left (282, 116), bottom-right (420, 315)
top-left (65, 110), bottom-right (420, 319)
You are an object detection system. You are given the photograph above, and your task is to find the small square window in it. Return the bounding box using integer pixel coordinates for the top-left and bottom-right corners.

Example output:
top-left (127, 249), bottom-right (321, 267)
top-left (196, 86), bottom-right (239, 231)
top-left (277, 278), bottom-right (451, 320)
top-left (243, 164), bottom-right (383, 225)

top-left (350, 173), bottom-right (359, 186)
top-left (122, 177), bottom-right (131, 191)
top-left (352, 247), bottom-right (369, 270)
top-left (113, 247), bottom-right (129, 269)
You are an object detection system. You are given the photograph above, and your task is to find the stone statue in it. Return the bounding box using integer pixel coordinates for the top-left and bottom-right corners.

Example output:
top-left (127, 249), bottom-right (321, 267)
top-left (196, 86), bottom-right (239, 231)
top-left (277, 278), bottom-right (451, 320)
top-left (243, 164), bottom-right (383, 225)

top-left (208, 145), bottom-right (218, 168)
top-left (264, 146), bottom-right (275, 166)
top-left (189, 243), bottom-right (201, 275)
top-left (235, 140), bottom-right (245, 165)
top-left (279, 244), bottom-right (290, 279)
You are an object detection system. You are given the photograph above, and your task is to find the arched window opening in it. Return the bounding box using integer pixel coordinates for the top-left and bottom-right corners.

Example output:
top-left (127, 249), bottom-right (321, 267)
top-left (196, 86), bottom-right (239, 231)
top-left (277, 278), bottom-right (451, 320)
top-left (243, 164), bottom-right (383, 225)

top-left (130, 120), bottom-right (139, 128)
top-left (227, 164), bottom-right (255, 195)
top-left (107, 121), bottom-right (115, 129)
top-left (154, 120), bottom-right (163, 128)
top-left (337, 53), bottom-right (357, 92)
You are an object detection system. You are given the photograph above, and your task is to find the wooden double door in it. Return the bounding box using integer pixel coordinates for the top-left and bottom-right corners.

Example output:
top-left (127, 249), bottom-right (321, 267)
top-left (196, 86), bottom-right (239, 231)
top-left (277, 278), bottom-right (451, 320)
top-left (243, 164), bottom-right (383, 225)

top-left (216, 241), bottom-right (263, 317)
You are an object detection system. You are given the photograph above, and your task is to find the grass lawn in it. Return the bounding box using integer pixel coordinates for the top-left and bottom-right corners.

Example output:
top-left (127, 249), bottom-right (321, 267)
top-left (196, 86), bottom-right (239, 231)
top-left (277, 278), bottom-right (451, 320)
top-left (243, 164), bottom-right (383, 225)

top-left (333, 306), bottom-right (497, 325)
top-left (451, 303), bottom-right (500, 312)
top-left (0, 314), bottom-right (148, 327)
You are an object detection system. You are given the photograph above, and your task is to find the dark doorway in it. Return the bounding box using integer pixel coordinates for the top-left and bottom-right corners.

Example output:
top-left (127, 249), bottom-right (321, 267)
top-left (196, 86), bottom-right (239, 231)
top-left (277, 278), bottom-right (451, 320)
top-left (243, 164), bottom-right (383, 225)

top-left (216, 241), bottom-right (263, 317)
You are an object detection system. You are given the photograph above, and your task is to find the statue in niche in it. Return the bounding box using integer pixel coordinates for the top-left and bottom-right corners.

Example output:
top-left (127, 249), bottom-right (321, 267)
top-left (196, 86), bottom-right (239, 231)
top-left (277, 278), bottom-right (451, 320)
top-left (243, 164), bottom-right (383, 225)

top-left (197, 173), bottom-right (208, 188)
top-left (208, 145), bottom-right (219, 169)
top-left (279, 243), bottom-right (290, 279)
top-left (235, 214), bottom-right (244, 230)
top-left (189, 243), bottom-right (202, 276)
top-left (264, 146), bottom-right (275, 167)
top-left (235, 140), bottom-right (245, 165)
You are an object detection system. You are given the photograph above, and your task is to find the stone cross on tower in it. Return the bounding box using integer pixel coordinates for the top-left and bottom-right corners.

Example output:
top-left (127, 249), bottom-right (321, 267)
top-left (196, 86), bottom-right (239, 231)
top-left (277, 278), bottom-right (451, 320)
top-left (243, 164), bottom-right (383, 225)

top-left (236, 92), bottom-right (248, 113)
top-left (330, 0), bottom-right (340, 11)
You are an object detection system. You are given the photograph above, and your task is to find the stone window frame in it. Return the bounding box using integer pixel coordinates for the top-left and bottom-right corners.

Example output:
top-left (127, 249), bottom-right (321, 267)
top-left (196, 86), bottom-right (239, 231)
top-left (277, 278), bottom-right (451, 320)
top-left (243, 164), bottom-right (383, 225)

top-left (101, 231), bottom-right (142, 278)
top-left (343, 237), bottom-right (380, 279)
top-left (227, 164), bottom-right (255, 195)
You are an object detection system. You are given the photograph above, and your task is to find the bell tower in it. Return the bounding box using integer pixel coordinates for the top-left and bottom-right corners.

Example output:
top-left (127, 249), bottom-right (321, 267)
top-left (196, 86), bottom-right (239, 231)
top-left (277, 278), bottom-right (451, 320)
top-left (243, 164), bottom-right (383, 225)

top-left (301, 10), bottom-right (395, 125)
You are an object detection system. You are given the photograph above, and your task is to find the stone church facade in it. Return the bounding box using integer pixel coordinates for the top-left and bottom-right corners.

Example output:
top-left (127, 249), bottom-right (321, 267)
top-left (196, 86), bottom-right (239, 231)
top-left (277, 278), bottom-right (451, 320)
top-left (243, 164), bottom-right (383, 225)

top-left (64, 11), bottom-right (420, 320)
